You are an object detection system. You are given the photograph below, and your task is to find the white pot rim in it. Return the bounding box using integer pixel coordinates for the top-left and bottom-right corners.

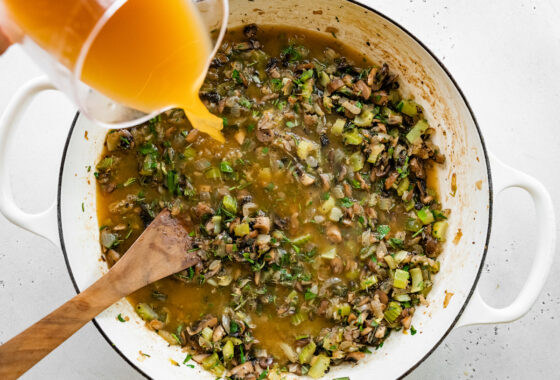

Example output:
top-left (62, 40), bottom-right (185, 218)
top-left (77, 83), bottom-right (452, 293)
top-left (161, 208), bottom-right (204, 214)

top-left (54, 1), bottom-right (495, 378)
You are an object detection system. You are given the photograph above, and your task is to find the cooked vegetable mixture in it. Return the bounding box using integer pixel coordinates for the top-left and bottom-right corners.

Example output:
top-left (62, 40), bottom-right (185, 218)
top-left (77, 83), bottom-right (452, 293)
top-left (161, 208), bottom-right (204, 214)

top-left (95, 25), bottom-right (449, 379)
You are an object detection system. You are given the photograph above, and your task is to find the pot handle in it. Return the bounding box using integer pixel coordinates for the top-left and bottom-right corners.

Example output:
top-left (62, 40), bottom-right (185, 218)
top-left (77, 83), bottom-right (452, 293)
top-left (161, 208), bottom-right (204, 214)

top-left (0, 76), bottom-right (61, 248)
top-left (456, 153), bottom-right (555, 327)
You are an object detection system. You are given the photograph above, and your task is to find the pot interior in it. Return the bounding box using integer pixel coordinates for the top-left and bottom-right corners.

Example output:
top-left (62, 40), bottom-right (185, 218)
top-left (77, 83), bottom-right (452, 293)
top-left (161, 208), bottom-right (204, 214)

top-left (58, 0), bottom-right (491, 378)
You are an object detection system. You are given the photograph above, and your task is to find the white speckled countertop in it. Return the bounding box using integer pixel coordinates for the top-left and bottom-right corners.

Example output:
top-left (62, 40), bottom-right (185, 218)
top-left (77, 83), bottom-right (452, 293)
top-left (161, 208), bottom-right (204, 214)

top-left (0, 1), bottom-right (559, 379)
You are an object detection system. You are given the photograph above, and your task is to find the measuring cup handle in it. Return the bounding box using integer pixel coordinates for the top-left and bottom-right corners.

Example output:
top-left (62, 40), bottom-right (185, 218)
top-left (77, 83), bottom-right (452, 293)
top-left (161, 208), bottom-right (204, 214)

top-left (0, 76), bottom-right (60, 247)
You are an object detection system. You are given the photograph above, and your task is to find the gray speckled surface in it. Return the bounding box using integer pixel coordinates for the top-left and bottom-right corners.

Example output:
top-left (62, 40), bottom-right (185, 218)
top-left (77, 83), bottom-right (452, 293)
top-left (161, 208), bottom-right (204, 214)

top-left (0, 0), bottom-right (559, 378)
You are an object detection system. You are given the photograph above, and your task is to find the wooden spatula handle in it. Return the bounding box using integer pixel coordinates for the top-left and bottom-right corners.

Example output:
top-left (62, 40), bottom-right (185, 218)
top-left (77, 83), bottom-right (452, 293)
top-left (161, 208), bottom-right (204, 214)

top-left (0, 273), bottom-right (123, 380)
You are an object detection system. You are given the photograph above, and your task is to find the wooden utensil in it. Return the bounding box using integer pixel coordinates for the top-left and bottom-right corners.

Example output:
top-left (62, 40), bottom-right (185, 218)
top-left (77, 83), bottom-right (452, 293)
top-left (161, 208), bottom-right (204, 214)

top-left (0, 209), bottom-right (198, 380)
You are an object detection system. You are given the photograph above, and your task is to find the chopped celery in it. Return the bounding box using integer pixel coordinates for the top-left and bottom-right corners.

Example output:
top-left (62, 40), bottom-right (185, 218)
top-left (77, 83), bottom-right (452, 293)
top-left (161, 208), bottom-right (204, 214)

top-left (396, 177), bottom-right (410, 196)
top-left (410, 267), bottom-right (424, 292)
top-left (349, 151), bottom-right (365, 171)
top-left (321, 247), bottom-right (337, 260)
top-left (417, 207), bottom-right (435, 225)
top-left (331, 118), bottom-right (345, 136)
top-left (367, 144), bottom-right (385, 163)
top-left (406, 119), bottom-right (429, 144)
top-left (201, 327), bottom-right (213, 341)
top-left (204, 166), bottom-right (221, 180)
top-left (222, 194), bottom-right (237, 214)
top-left (432, 221), bottom-right (449, 241)
top-left (384, 301), bottom-right (403, 322)
top-left (430, 261), bottom-right (441, 274)
top-left (308, 355), bottom-right (330, 379)
top-left (202, 352), bottom-right (225, 376)
top-left (397, 99), bottom-right (418, 117)
top-left (393, 293), bottom-right (411, 302)
top-left (234, 223), bottom-right (251, 236)
top-left (318, 71), bottom-right (331, 87)
top-left (297, 139), bottom-right (315, 160)
top-left (293, 234), bottom-right (312, 246)
top-left (183, 146), bottom-right (196, 160)
top-left (360, 275), bottom-right (377, 290)
top-left (319, 197), bottom-right (335, 214)
top-left (342, 129), bottom-right (363, 145)
top-left (135, 303), bottom-right (158, 321)
top-left (393, 269), bottom-right (409, 289)
top-left (302, 79), bottom-right (313, 99)
top-left (354, 108), bottom-right (375, 127)
top-left (393, 250), bottom-right (408, 265)
top-left (382, 107), bottom-right (403, 125)
top-left (337, 303), bottom-right (351, 317)
top-left (299, 341), bottom-right (316, 364)
top-left (291, 312), bottom-right (307, 326)
top-left (405, 218), bottom-right (423, 232)
top-left (384, 255), bottom-right (397, 270)
top-left (404, 199), bottom-right (416, 212)
top-left (223, 340), bottom-right (234, 362)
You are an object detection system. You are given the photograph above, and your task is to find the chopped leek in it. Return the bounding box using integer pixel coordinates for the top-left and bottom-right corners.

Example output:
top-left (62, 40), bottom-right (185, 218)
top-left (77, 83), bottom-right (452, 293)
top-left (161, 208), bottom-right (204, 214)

top-left (222, 195), bottom-right (237, 214)
top-left (360, 275), bottom-right (377, 290)
top-left (331, 118), bottom-right (346, 136)
top-left (223, 340), bottom-right (234, 362)
top-left (135, 303), bottom-right (158, 321)
top-left (397, 99), bottom-right (418, 117)
top-left (349, 151), bottom-right (365, 171)
top-left (367, 144), bottom-right (385, 164)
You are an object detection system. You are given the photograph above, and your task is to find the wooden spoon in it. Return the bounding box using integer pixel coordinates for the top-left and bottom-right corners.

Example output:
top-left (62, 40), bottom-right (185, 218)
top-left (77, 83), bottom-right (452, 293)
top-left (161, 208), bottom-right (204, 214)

top-left (0, 209), bottom-right (198, 380)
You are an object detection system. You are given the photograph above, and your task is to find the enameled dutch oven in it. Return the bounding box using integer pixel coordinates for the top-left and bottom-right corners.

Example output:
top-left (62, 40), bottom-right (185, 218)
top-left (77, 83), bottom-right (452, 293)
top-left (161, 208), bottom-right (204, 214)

top-left (0, 0), bottom-right (555, 379)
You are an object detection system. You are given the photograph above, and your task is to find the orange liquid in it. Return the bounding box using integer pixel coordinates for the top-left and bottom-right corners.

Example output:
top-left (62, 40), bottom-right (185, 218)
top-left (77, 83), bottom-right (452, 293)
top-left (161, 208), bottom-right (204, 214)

top-left (3, 0), bottom-right (224, 141)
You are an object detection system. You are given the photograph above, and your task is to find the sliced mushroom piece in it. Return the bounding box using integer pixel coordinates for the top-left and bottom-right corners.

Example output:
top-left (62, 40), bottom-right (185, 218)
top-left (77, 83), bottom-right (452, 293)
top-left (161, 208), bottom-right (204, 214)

top-left (228, 362), bottom-right (254, 378)
top-left (327, 225), bottom-right (342, 243)
top-left (186, 315), bottom-right (218, 335)
top-left (254, 216), bottom-right (271, 234)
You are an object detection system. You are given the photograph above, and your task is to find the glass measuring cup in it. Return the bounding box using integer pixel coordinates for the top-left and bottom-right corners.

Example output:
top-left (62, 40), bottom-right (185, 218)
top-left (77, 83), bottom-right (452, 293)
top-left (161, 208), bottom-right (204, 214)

top-left (0, 0), bottom-right (228, 128)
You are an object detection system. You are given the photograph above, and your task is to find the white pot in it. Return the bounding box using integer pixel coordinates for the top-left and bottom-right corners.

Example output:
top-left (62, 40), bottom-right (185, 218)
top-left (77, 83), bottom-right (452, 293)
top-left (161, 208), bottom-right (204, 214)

top-left (0, 0), bottom-right (555, 379)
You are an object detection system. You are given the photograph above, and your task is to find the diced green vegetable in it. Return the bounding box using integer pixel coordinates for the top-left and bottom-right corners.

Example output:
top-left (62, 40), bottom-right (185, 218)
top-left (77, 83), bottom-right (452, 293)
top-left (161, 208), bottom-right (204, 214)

top-left (140, 154), bottom-right (157, 175)
top-left (393, 269), bottom-right (410, 289)
top-left (367, 144), bottom-right (385, 164)
top-left (301, 79), bottom-right (313, 99)
top-left (342, 129), bottom-right (363, 145)
top-left (331, 118), bottom-right (346, 136)
top-left (405, 218), bottom-right (423, 232)
top-left (291, 312), bottom-right (307, 326)
top-left (223, 340), bottom-right (234, 362)
top-left (384, 255), bottom-right (397, 270)
top-left (183, 146), bottom-right (196, 160)
top-left (292, 234), bottom-right (312, 246)
top-left (308, 355), bottom-right (330, 379)
top-left (354, 108), bottom-right (374, 127)
top-left (321, 247), bottom-right (337, 260)
top-left (406, 119), bottom-right (429, 144)
top-left (135, 303), bottom-right (158, 321)
top-left (337, 303), bottom-right (351, 317)
top-left (393, 250), bottom-right (408, 264)
top-left (234, 223), bottom-right (250, 236)
top-left (410, 267), bottom-right (424, 293)
top-left (299, 341), bottom-right (316, 364)
top-left (384, 301), bottom-right (403, 322)
top-left (417, 207), bottom-right (435, 225)
top-left (360, 275), bottom-right (377, 290)
top-left (201, 327), bottom-right (213, 341)
top-left (204, 166), bottom-right (221, 180)
top-left (397, 99), bottom-right (418, 117)
top-left (96, 157), bottom-right (113, 171)
top-left (396, 177), bottom-right (410, 196)
top-left (349, 151), bottom-right (365, 171)
top-left (201, 352), bottom-right (225, 376)
top-left (318, 71), bottom-right (330, 87)
top-left (432, 221), bottom-right (448, 241)
top-left (220, 161), bottom-right (234, 173)
top-left (319, 196), bottom-right (335, 214)
top-left (297, 139), bottom-right (315, 160)
top-left (393, 294), bottom-right (411, 302)
top-left (222, 194), bottom-right (237, 214)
